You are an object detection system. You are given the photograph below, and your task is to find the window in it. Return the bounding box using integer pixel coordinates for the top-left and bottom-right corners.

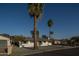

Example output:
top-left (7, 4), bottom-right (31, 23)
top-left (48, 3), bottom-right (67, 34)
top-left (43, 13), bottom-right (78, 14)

top-left (0, 40), bottom-right (7, 47)
top-left (0, 40), bottom-right (7, 53)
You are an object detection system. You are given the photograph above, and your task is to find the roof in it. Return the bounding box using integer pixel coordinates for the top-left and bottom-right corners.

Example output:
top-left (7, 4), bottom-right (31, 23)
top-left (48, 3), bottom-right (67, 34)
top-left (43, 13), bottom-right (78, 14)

top-left (0, 36), bottom-right (10, 40)
top-left (25, 38), bottom-right (54, 42)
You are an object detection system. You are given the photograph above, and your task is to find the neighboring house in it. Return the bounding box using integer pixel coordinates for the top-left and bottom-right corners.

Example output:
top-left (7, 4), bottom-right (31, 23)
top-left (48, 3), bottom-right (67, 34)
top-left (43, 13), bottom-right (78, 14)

top-left (21, 38), bottom-right (34, 47)
top-left (0, 35), bottom-right (12, 55)
top-left (62, 40), bottom-right (68, 45)
top-left (21, 38), bottom-right (54, 47)
top-left (61, 39), bottom-right (70, 45)
top-left (39, 39), bottom-right (53, 46)
top-left (53, 40), bottom-right (62, 45)
top-left (11, 36), bottom-right (63, 48)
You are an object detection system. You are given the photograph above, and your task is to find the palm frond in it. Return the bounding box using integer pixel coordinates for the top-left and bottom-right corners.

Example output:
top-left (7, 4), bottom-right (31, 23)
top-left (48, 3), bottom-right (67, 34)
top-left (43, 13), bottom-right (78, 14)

top-left (28, 3), bottom-right (43, 18)
top-left (48, 19), bottom-right (54, 27)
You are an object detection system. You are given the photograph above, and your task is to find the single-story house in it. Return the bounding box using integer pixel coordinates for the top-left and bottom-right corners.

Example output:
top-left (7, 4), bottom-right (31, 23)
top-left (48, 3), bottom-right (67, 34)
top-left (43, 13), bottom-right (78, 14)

top-left (20, 38), bottom-right (54, 48)
top-left (0, 35), bottom-right (12, 55)
top-left (53, 39), bottom-right (62, 45)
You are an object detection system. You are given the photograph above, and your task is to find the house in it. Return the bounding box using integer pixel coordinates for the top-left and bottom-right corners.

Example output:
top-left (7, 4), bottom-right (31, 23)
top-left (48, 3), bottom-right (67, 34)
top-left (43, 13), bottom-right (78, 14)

top-left (21, 37), bottom-right (34, 47)
top-left (53, 39), bottom-right (62, 45)
top-left (39, 39), bottom-right (53, 46)
top-left (0, 35), bottom-right (12, 55)
top-left (21, 38), bottom-right (54, 47)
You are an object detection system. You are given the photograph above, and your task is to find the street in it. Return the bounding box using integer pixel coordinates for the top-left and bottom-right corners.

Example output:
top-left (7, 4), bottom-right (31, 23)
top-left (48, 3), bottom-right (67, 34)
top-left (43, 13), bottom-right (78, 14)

top-left (28, 47), bottom-right (79, 56)
top-left (0, 45), bottom-right (78, 56)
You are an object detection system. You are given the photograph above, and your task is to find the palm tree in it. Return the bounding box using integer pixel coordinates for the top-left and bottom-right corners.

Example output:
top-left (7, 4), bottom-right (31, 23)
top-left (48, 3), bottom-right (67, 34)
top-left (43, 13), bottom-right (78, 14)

top-left (31, 30), bottom-right (39, 39)
top-left (50, 31), bottom-right (54, 38)
top-left (28, 3), bottom-right (43, 49)
top-left (47, 19), bottom-right (54, 40)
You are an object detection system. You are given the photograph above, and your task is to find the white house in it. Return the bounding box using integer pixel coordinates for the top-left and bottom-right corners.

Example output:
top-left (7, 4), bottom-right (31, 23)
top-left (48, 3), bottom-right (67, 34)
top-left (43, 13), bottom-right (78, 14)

top-left (54, 40), bottom-right (62, 45)
top-left (21, 38), bottom-right (53, 48)
top-left (21, 40), bottom-right (34, 47)
top-left (0, 36), bottom-right (12, 55)
top-left (39, 39), bottom-right (53, 46)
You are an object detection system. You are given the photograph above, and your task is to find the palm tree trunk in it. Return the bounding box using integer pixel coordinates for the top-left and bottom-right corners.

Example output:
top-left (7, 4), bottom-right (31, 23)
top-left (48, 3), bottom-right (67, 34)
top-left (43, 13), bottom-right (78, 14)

top-left (34, 15), bottom-right (38, 49)
top-left (48, 27), bottom-right (51, 40)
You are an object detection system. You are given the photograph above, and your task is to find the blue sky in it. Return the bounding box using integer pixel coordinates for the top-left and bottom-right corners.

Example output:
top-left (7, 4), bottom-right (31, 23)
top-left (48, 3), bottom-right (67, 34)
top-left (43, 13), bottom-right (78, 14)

top-left (0, 3), bottom-right (79, 39)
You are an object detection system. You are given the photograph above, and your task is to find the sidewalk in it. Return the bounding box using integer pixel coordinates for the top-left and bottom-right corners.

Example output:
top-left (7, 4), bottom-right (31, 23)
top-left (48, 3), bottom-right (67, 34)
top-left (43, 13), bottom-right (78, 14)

top-left (9, 45), bottom-right (79, 56)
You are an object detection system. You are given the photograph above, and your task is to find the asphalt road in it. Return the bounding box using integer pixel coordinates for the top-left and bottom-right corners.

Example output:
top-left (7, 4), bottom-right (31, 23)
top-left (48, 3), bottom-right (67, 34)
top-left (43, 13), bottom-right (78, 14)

top-left (28, 47), bottom-right (79, 56)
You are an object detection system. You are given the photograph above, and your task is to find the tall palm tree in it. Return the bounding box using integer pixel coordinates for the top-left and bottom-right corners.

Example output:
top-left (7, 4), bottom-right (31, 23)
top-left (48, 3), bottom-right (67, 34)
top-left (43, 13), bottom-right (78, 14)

top-left (50, 31), bottom-right (54, 38)
top-left (31, 30), bottom-right (39, 39)
top-left (47, 19), bottom-right (54, 40)
top-left (28, 3), bottom-right (43, 49)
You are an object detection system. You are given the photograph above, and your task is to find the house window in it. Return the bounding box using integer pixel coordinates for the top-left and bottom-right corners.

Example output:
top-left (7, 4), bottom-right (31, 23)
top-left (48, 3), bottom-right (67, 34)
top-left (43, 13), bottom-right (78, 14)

top-left (0, 40), bottom-right (7, 47)
top-left (0, 40), bottom-right (7, 53)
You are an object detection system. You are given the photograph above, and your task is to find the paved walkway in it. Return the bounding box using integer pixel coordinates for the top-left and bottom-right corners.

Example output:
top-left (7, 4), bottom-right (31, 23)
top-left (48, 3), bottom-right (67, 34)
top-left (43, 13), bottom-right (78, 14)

top-left (9, 45), bottom-right (79, 56)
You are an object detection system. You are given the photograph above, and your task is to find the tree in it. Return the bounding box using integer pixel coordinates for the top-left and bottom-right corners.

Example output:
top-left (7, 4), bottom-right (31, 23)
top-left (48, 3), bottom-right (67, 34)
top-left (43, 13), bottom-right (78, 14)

top-left (70, 36), bottom-right (79, 46)
top-left (47, 19), bottom-right (54, 40)
top-left (10, 35), bottom-right (26, 46)
top-left (42, 35), bottom-right (48, 39)
top-left (31, 30), bottom-right (39, 39)
top-left (28, 3), bottom-right (43, 49)
top-left (50, 31), bottom-right (54, 39)
top-left (13, 35), bottom-right (26, 42)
